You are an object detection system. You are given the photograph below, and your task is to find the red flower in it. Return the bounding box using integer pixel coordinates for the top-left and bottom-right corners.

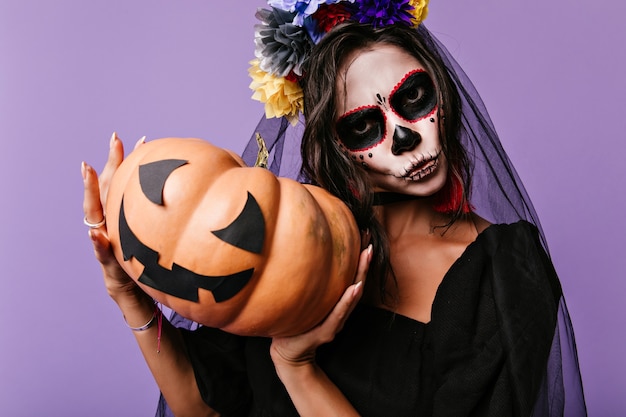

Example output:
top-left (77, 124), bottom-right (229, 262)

top-left (284, 71), bottom-right (302, 83)
top-left (315, 3), bottom-right (352, 33)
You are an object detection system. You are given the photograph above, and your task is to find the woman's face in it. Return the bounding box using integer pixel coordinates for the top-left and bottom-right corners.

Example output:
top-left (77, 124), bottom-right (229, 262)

top-left (334, 43), bottom-right (447, 196)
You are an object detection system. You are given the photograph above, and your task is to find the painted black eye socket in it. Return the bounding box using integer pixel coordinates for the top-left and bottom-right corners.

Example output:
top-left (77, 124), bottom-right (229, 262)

top-left (335, 107), bottom-right (386, 151)
top-left (389, 71), bottom-right (437, 122)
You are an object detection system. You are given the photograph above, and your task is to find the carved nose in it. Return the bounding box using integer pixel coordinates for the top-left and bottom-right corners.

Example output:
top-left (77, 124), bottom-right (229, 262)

top-left (392, 125), bottom-right (421, 155)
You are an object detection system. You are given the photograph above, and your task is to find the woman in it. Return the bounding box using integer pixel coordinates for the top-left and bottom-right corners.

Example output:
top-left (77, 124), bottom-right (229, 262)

top-left (82, 3), bottom-right (586, 416)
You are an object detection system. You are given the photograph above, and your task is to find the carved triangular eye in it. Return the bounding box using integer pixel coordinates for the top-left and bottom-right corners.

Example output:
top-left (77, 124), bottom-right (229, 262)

top-left (212, 192), bottom-right (265, 254)
top-left (139, 159), bottom-right (188, 205)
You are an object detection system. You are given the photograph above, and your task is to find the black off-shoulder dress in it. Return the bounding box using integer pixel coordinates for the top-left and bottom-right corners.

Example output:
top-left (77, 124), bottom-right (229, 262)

top-left (175, 221), bottom-right (562, 417)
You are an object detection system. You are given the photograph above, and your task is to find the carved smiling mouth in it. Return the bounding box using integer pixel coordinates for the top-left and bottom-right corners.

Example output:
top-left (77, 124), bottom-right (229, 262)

top-left (401, 150), bottom-right (441, 181)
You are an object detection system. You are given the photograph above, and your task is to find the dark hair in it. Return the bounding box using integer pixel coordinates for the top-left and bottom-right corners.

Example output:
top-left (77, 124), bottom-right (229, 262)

top-left (300, 22), bottom-right (470, 305)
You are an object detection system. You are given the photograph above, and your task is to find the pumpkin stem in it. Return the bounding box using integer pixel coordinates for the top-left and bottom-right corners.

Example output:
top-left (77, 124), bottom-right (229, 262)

top-left (254, 132), bottom-right (269, 169)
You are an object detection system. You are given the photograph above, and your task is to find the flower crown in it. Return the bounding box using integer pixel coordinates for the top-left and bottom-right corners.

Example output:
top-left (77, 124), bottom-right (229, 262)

top-left (249, 0), bottom-right (429, 125)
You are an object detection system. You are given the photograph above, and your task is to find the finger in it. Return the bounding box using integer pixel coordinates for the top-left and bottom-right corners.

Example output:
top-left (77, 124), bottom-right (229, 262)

top-left (89, 228), bottom-right (131, 286)
top-left (99, 132), bottom-right (125, 205)
top-left (353, 243), bottom-right (372, 286)
top-left (82, 161), bottom-right (106, 229)
top-left (134, 135), bottom-right (146, 150)
top-left (314, 282), bottom-right (362, 344)
top-left (319, 244), bottom-right (373, 338)
top-left (88, 227), bottom-right (115, 265)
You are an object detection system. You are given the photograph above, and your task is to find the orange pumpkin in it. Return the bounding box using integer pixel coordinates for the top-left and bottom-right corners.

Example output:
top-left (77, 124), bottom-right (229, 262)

top-left (105, 137), bottom-right (360, 337)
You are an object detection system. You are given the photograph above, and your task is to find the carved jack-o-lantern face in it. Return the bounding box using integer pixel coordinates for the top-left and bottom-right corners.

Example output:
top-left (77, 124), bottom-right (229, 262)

top-left (120, 158), bottom-right (265, 303)
top-left (105, 138), bottom-right (360, 337)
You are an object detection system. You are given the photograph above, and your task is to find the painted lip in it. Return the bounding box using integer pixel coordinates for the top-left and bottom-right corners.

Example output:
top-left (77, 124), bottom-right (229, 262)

top-left (401, 150), bottom-right (441, 181)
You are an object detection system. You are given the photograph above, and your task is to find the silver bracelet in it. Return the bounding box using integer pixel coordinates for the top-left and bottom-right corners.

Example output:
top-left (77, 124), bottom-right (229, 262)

top-left (124, 311), bottom-right (156, 332)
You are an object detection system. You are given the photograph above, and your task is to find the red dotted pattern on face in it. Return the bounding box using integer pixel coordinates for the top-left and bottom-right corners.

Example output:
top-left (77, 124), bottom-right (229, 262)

top-left (388, 68), bottom-right (437, 123)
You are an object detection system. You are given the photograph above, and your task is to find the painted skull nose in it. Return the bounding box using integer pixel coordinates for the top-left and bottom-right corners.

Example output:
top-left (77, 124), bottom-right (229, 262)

top-left (392, 125), bottom-right (422, 155)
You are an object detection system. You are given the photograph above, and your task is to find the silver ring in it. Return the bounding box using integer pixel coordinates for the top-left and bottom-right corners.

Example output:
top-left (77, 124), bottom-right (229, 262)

top-left (84, 215), bottom-right (106, 229)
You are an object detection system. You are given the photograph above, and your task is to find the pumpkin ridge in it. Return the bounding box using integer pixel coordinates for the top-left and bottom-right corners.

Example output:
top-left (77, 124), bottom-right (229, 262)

top-left (158, 143), bottom-right (247, 273)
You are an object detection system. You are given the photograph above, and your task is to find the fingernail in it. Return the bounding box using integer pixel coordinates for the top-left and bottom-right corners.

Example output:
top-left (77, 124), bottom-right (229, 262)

top-left (81, 161), bottom-right (87, 180)
top-left (110, 132), bottom-right (118, 149)
top-left (352, 281), bottom-right (363, 297)
top-left (135, 136), bottom-right (146, 147)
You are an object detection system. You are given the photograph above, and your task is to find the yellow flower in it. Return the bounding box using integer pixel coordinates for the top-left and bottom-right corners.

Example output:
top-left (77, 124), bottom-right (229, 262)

top-left (409, 0), bottom-right (429, 26)
top-left (248, 59), bottom-right (303, 125)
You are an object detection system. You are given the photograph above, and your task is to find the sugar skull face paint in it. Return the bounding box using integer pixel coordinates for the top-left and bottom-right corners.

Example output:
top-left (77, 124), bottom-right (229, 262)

top-left (335, 44), bottom-right (447, 196)
top-left (336, 70), bottom-right (437, 153)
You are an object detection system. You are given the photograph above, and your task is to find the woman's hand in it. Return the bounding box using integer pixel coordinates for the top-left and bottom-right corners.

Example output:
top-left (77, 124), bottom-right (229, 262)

top-left (269, 244), bottom-right (372, 417)
top-left (270, 243), bottom-right (373, 370)
top-left (82, 134), bottom-right (218, 417)
top-left (82, 132), bottom-right (145, 299)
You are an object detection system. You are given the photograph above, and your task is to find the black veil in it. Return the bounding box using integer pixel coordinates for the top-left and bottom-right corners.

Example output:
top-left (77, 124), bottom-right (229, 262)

top-left (239, 23), bottom-right (587, 417)
top-left (158, 24), bottom-right (586, 417)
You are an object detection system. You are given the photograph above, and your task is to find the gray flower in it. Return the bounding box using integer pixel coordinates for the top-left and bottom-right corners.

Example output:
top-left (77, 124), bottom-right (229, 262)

top-left (254, 7), bottom-right (313, 78)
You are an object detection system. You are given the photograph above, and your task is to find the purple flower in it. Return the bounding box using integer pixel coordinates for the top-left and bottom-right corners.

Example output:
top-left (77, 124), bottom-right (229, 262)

top-left (267, 0), bottom-right (299, 12)
top-left (350, 0), bottom-right (414, 28)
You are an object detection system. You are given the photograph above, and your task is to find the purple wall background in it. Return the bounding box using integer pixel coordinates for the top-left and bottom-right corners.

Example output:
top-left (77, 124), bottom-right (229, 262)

top-left (1, 0), bottom-right (624, 415)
